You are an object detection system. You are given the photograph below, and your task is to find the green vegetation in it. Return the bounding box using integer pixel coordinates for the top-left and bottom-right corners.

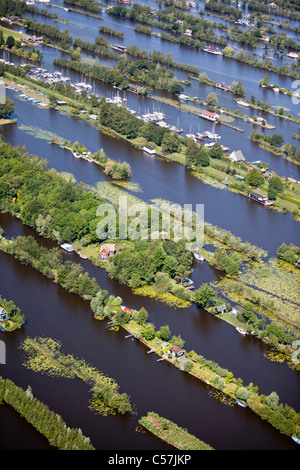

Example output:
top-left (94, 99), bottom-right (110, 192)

top-left (0, 376), bottom-right (95, 450)
top-left (0, 296), bottom-right (25, 331)
top-left (106, 238), bottom-right (193, 289)
top-left (139, 412), bottom-right (214, 450)
top-left (277, 243), bottom-right (300, 266)
top-left (21, 336), bottom-right (132, 415)
top-left (1, 235), bottom-right (99, 299)
top-left (0, 96), bottom-right (15, 119)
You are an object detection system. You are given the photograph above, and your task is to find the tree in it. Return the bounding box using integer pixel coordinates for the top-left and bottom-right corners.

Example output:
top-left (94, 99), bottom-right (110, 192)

top-left (141, 323), bottom-right (156, 341)
top-left (194, 284), bottom-right (216, 309)
top-left (157, 325), bottom-right (171, 341)
top-left (161, 132), bottom-right (181, 154)
top-left (6, 36), bottom-right (15, 49)
top-left (270, 134), bottom-right (284, 147)
top-left (206, 92), bottom-right (218, 106)
top-left (0, 96), bottom-right (15, 119)
top-left (268, 175), bottom-right (283, 200)
top-left (209, 142), bottom-right (223, 159)
top-left (222, 46), bottom-right (235, 58)
top-left (136, 307), bottom-right (148, 325)
top-left (265, 391), bottom-right (279, 411)
top-left (246, 168), bottom-right (263, 187)
top-left (261, 73), bottom-right (269, 85)
top-left (232, 80), bottom-right (246, 97)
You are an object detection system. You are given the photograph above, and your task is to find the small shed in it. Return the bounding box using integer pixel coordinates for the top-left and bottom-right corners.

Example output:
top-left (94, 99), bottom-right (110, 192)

top-left (216, 304), bottom-right (226, 314)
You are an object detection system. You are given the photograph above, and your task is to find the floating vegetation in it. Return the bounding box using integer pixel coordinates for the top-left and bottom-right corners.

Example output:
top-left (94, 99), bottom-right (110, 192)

top-left (89, 396), bottom-right (116, 417)
top-left (239, 258), bottom-right (300, 326)
top-left (132, 285), bottom-right (190, 308)
top-left (219, 114), bottom-right (236, 123)
top-left (20, 337), bottom-right (133, 415)
top-left (18, 125), bottom-right (65, 144)
top-left (59, 172), bottom-right (77, 183)
top-left (93, 181), bottom-right (143, 207)
top-left (265, 349), bottom-right (300, 370)
top-left (190, 171), bottom-right (227, 190)
top-left (208, 389), bottom-right (235, 406)
top-left (112, 181), bottom-right (143, 193)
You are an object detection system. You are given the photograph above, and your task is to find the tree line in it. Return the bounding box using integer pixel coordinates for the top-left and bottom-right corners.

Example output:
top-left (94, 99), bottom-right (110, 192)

top-left (0, 376), bottom-right (95, 450)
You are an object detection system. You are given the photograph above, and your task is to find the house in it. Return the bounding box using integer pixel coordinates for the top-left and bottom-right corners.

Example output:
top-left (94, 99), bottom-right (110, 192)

top-left (200, 110), bottom-right (219, 122)
top-left (169, 346), bottom-right (184, 358)
top-left (228, 150), bottom-right (246, 162)
top-left (184, 29), bottom-right (193, 37)
top-left (142, 145), bottom-right (156, 155)
top-left (128, 83), bottom-right (139, 93)
top-left (216, 304), bottom-right (226, 314)
top-left (231, 305), bottom-right (243, 317)
top-left (0, 307), bottom-right (7, 321)
top-left (89, 114), bottom-right (99, 121)
top-left (99, 243), bottom-right (116, 259)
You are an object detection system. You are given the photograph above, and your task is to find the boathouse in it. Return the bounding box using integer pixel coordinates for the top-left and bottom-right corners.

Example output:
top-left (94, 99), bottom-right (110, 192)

top-left (200, 110), bottom-right (219, 122)
top-left (248, 192), bottom-right (269, 204)
top-left (142, 145), bottom-right (156, 155)
top-left (0, 307), bottom-right (8, 321)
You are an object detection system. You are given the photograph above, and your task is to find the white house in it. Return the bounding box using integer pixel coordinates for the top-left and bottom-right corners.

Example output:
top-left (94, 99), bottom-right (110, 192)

top-left (142, 145), bottom-right (156, 155)
top-left (200, 110), bottom-right (219, 122)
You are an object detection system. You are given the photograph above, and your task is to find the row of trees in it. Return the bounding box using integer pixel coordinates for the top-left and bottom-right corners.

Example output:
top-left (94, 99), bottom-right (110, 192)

top-left (0, 0), bottom-right (25, 17)
top-left (8, 236), bottom-right (99, 299)
top-left (0, 377), bottom-right (95, 450)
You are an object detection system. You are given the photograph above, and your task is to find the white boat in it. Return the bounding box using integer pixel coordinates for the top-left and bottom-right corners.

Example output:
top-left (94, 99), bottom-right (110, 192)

top-left (204, 46), bottom-right (222, 55)
top-left (292, 435), bottom-right (300, 444)
top-left (236, 327), bottom-right (247, 335)
top-left (236, 399), bottom-right (247, 408)
top-left (292, 426), bottom-right (300, 444)
top-left (237, 100), bottom-right (250, 107)
top-left (61, 243), bottom-right (74, 253)
top-left (193, 253), bottom-right (204, 261)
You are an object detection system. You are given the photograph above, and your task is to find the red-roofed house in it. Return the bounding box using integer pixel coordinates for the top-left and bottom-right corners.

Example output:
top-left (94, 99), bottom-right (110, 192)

top-left (200, 110), bottom-right (219, 122)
